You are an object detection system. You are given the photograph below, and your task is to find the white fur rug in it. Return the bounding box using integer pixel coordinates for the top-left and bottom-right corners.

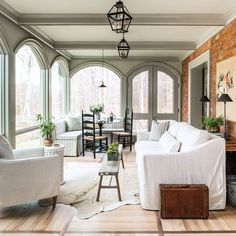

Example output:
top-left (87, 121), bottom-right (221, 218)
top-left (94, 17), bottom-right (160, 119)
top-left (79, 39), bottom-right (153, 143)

top-left (57, 161), bottom-right (140, 219)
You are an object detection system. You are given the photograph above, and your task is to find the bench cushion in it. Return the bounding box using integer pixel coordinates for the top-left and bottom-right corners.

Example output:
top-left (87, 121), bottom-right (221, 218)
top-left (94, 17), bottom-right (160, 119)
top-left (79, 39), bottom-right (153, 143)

top-left (57, 131), bottom-right (82, 140)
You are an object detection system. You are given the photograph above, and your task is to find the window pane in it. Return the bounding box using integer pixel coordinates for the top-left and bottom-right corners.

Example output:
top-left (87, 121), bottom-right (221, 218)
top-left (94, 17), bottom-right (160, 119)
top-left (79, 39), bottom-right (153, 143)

top-left (132, 71), bottom-right (148, 113)
top-left (133, 120), bottom-right (148, 132)
top-left (0, 54), bottom-right (3, 133)
top-left (70, 66), bottom-right (121, 117)
top-left (157, 71), bottom-right (174, 113)
top-left (16, 46), bottom-right (41, 130)
top-left (16, 130), bottom-right (41, 148)
top-left (51, 62), bottom-right (65, 119)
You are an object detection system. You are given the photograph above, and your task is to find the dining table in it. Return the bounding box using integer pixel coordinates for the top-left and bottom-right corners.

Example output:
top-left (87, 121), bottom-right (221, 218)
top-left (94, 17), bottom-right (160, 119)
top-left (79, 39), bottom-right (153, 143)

top-left (96, 119), bottom-right (121, 136)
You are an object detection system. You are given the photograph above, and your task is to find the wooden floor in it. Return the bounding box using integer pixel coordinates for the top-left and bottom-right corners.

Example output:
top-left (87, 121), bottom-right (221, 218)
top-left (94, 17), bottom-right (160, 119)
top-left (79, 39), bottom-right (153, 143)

top-left (1, 150), bottom-right (236, 236)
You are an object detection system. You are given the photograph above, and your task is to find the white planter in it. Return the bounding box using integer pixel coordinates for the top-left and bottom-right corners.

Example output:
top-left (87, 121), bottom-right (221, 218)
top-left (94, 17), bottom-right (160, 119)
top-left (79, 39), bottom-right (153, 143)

top-left (95, 113), bottom-right (100, 122)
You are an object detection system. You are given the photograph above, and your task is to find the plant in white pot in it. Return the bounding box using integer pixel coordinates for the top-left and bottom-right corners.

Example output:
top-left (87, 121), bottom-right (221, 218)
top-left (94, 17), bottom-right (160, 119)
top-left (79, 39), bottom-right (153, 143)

top-left (36, 114), bottom-right (55, 146)
top-left (89, 103), bottom-right (104, 121)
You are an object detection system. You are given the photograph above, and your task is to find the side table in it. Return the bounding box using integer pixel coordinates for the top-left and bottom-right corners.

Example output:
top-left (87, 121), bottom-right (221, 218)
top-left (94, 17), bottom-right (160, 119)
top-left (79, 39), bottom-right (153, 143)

top-left (44, 144), bottom-right (65, 185)
top-left (226, 139), bottom-right (236, 175)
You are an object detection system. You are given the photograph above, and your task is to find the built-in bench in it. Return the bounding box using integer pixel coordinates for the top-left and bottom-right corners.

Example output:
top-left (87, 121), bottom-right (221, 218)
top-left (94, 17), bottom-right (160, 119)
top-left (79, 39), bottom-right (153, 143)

top-left (53, 118), bottom-right (124, 157)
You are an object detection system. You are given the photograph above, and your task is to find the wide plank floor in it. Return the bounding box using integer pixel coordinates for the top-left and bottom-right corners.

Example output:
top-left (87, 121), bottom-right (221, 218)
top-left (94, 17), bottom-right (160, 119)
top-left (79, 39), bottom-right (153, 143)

top-left (1, 150), bottom-right (236, 235)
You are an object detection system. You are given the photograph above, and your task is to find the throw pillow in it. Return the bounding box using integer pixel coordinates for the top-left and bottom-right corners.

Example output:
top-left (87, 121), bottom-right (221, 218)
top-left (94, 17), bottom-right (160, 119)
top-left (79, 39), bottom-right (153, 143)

top-left (0, 135), bottom-right (15, 159)
top-left (66, 116), bottom-right (82, 131)
top-left (159, 131), bottom-right (181, 153)
top-left (149, 120), bottom-right (170, 141)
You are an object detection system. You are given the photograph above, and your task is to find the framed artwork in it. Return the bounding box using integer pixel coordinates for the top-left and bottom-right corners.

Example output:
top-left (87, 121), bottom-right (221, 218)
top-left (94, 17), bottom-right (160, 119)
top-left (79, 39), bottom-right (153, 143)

top-left (216, 56), bottom-right (236, 120)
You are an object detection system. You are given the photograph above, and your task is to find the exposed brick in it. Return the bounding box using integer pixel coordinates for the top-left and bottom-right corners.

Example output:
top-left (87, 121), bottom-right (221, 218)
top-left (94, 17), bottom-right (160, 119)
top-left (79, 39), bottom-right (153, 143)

top-left (182, 19), bottom-right (236, 137)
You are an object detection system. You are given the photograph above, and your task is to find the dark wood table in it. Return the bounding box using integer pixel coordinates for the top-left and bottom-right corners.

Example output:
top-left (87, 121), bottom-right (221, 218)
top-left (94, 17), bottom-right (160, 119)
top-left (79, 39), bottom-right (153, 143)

top-left (226, 138), bottom-right (236, 175)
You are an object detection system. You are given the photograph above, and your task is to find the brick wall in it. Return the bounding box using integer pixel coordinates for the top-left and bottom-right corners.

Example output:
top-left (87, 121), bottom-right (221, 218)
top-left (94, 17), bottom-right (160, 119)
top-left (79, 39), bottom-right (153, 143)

top-left (182, 19), bottom-right (236, 136)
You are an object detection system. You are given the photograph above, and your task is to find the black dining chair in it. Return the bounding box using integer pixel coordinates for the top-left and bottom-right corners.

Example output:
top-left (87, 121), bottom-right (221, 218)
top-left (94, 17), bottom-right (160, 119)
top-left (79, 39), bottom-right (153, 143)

top-left (111, 109), bottom-right (133, 151)
top-left (82, 111), bottom-right (108, 159)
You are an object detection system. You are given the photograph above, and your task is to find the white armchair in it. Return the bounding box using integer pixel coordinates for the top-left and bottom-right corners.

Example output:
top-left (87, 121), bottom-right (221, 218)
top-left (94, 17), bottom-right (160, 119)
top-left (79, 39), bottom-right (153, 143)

top-left (0, 139), bottom-right (61, 208)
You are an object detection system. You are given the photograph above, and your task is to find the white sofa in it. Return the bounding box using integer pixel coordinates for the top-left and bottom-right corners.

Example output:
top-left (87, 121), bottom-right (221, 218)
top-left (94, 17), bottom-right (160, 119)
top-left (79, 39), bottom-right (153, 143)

top-left (135, 121), bottom-right (226, 211)
top-left (0, 135), bottom-right (61, 208)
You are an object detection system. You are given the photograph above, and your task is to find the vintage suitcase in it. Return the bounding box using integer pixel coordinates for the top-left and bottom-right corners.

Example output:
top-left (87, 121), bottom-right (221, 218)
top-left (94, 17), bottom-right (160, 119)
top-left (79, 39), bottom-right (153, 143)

top-left (160, 184), bottom-right (209, 219)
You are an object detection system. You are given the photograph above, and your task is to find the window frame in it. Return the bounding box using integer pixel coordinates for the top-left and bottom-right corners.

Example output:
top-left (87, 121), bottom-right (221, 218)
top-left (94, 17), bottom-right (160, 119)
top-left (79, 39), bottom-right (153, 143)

top-left (14, 40), bottom-right (48, 147)
top-left (50, 59), bottom-right (68, 120)
top-left (69, 63), bottom-right (124, 117)
top-left (128, 62), bottom-right (180, 132)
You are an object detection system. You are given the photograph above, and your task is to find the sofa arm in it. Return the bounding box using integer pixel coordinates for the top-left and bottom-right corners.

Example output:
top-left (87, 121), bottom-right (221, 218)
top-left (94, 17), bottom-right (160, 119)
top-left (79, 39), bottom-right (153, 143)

top-left (13, 147), bottom-right (44, 159)
top-left (137, 131), bottom-right (150, 141)
top-left (0, 155), bottom-right (61, 207)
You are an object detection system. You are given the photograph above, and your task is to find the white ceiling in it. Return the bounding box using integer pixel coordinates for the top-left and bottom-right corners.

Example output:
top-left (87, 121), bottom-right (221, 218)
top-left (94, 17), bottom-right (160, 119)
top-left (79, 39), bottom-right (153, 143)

top-left (4, 0), bottom-right (236, 14)
top-left (1, 0), bottom-right (236, 60)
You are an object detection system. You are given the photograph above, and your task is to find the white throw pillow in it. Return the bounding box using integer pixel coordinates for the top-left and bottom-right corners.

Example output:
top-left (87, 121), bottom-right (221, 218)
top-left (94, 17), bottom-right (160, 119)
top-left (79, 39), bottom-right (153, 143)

top-left (176, 122), bottom-right (209, 151)
top-left (0, 135), bottom-right (15, 159)
top-left (159, 131), bottom-right (181, 153)
top-left (66, 116), bottom-right (82, 131)
top-left (149, 120), bottom-right (170, 141)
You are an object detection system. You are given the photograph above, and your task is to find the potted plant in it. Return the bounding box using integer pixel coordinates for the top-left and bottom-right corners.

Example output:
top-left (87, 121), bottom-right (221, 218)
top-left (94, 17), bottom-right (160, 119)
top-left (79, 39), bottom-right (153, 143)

top-left (36, 114), bottom-right (55, 146)
top-left (202, 116), bottom-right (224, 133)
top-left (89, 103), bottom-right (104, 121)
top-left (107, 142), bottom-right (119, 161)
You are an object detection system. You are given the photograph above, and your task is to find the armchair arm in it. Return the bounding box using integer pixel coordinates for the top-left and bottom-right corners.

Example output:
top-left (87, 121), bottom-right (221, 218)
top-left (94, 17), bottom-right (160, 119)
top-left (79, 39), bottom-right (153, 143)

top-left (0, 155), bottom-right (61, 207)
top-left (136, 131), bottom-right (150, 141)
top-left (13, 147), bottom-right (44, 159)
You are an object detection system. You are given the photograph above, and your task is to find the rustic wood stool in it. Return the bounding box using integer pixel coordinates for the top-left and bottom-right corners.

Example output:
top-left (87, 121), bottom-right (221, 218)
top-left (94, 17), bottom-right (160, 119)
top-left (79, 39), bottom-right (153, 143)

top-left (96, 146), bottom-right (123, 201)
top-left (96, 160), bottom-right (121, 201)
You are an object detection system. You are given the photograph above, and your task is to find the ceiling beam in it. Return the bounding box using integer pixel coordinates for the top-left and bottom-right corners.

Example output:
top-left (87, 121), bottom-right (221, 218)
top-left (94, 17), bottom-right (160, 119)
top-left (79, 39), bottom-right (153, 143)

top-left (71, 55), bottom-right (181, 62)
top-left (55, 41), bottom-right (196, 50)
top-left (18, 13), bottom-right (226, 26)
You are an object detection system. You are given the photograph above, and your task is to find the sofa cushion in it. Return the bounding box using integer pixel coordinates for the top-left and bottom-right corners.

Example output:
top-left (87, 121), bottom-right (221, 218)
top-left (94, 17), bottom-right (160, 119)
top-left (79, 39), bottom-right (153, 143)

top-left (66, 116), bottom-right (82, 131)
top-left (54, 120), bottom-right (67, 136)
top-left (168, 121), bottom-right (180, 137)
top-left (135, 140), bottom-right (165, 154)
top-left (159, 131), bottom-right (180, 153)
top-left (176, 122), bottom-right (209, 151)
top-left (149, 120), bottom-right (169, 141)
top-left (0, 135), bottom-right (15, 159)
top-left (56, 131), bottom-right (82, 140)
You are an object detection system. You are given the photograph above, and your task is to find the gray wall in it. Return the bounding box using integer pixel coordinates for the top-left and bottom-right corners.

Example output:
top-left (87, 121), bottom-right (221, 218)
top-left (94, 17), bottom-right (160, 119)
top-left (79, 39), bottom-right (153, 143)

top-left (70, 59), bottom-right (182, 77)
top-left (0, 13), bottom-right (67, 146)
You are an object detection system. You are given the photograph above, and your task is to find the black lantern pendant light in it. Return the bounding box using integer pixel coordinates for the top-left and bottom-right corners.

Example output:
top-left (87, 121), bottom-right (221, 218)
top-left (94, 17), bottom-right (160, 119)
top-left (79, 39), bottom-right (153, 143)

top-left (117, 34), bottom-right (130, 59)
top-left (107, 0), bottom-right (133, 33)
top-left (99, 49), bottom-right (106, 88)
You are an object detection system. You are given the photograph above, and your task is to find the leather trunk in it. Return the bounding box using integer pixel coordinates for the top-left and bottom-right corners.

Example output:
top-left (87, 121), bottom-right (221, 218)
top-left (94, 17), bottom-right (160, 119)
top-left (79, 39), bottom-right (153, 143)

top-left (160, 184), bottom-right (209, 219)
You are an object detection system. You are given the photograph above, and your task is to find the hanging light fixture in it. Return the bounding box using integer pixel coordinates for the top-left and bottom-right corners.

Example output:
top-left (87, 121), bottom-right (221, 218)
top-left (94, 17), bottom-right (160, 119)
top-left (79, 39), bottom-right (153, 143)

top-left (107, 0), bottom-right (133, 33)
top-left (99, 49), bottom-right (106, 88)
top-left (117, 34), bottom-right (130, 59)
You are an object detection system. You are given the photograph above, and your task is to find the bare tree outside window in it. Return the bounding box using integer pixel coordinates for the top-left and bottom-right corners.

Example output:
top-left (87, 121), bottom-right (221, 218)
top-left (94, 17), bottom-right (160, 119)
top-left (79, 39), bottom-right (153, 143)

top-left (0, 54), bottom-right (3, 133)
top-left (15, 45), bottom-right (41, 147)
top-left (16, 46), bottom-right (41, 130)
top-left (157, 71), bottom-right (174, 114)
top-left (51, 62), bottom-right (64, 119)
top-left (132, 71), bottom-right (148, 113)
top-left (70, 66), bottom-right (121, 117)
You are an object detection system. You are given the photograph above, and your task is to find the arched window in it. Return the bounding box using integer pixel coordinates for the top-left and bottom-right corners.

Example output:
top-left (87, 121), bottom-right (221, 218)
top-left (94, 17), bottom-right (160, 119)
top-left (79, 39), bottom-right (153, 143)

top-left (0, 44), bottom-right (4, 134)
top-left (70, 66), bottom-right (121, 117)
top-left (128, 64), bottom-right (179, 132)
top-left (51, 61), bottom-right (67, 119)
top-left (15, 45), bottom-right (45, 147)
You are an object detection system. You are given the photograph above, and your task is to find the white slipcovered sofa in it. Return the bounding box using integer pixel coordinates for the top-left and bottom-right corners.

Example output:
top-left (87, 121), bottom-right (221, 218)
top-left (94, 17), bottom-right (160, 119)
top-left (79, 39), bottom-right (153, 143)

top-left (135, 121), bottom-right (226, 210)
top-left (0, 135), bottom-right (61, 208)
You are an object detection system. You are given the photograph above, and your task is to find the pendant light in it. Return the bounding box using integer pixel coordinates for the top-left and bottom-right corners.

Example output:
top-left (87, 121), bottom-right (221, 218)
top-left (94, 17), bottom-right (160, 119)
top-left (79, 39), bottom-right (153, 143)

top-left (99, 49), bottom-right (106, 88)
top-left (117, 34), bottom-right (130, 59)
top-left (107, 0), bottom-right (133, 33)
